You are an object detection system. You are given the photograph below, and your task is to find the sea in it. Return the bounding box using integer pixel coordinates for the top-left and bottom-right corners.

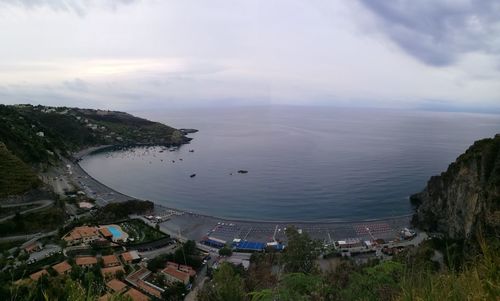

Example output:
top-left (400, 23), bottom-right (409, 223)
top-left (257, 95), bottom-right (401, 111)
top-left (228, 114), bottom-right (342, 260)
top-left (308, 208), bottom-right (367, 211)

top-left (79, 106), bottom-right (500, 221)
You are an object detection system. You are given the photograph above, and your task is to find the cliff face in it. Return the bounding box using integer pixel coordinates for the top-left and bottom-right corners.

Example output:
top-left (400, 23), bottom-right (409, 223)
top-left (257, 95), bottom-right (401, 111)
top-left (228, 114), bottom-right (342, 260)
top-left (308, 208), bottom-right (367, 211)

top-left (411, 134), bottom-right (500, 240)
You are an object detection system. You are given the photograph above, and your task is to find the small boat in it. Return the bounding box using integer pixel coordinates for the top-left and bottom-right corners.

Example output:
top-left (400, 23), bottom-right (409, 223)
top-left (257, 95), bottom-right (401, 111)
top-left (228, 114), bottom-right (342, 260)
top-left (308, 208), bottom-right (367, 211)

top-left (190, 173), bottom-right (196, 178)
top-left (237, 170), bottom-right (248, 174)
top-left (189, 149), bottom-right (194, 152)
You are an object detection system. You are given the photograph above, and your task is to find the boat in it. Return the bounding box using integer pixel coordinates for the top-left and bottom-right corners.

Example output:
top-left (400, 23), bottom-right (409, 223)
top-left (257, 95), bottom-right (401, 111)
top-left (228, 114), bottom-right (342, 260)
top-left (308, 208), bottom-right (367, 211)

top-left (190, 173), bottom-right (196, 178)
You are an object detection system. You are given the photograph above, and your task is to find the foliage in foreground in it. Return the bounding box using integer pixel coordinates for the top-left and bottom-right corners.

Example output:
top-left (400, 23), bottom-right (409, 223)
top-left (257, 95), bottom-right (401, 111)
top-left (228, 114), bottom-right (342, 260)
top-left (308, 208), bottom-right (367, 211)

top-left (198, 227), bottom-right (500, 301)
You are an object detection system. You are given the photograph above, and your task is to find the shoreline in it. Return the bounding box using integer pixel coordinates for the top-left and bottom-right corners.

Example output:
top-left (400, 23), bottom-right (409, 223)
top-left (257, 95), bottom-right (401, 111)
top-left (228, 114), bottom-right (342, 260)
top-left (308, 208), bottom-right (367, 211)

top-left (69, 145), bottom-right (413, 243)
top-left (72, 145), bottom-right (413, 224)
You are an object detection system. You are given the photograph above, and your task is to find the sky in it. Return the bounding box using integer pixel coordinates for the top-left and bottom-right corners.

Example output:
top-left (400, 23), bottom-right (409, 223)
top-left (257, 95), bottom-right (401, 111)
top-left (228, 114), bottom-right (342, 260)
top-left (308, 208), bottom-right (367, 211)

top-left (0, 0), bottom-right (499, 112)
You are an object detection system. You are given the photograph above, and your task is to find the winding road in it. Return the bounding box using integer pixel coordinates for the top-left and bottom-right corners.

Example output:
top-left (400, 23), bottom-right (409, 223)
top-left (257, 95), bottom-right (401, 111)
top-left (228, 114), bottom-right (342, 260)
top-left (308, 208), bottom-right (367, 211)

top-left (0, 199), bottom-right (55, 222)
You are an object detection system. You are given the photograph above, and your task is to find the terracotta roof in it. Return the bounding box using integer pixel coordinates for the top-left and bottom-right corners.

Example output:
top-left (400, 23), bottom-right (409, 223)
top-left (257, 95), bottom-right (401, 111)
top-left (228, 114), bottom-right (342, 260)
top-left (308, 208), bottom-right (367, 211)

top-left (99, 228), bottom-right (113, 238)
top-left (64, 226), bottom-right (99, 242)
top-left (162, 266), bottom-right (190, 283)
top-left (102, 254), bottom-right (120, 267)
top-left (52, 261), bottom-right (72, 274)
top-left (101, 265), bottom-right (125, 278)
top-left (125, 288), bottom-right (150, 301)
top-left (121, 251), bottom-right (140, 262)
top-left (98, 293), bottom-right (112, 301)
top-left (29, 269), bottom-right (48, 281)
top-left (106, 279), bottom-right (127, 292)
top-left (136, 279), bottom-right (163, 298)
top-left (76, 256), bottom-right (98, 266)
top-left (179, 264), bottom-right (197, 277)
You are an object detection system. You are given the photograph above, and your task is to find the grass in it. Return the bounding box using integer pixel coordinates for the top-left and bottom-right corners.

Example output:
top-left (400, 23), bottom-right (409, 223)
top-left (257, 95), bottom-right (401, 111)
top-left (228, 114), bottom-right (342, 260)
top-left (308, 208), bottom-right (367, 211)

top-left (0, 143), bottom-right (40, 198)
top-left (118, 219), bottom-right (166, 244)
top-left (397, 237), bottom-right (500, 301)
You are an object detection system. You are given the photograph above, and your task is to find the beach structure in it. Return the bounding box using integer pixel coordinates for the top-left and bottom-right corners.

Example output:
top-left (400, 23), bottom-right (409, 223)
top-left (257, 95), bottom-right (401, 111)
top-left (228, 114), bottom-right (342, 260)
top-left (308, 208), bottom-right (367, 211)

top-left (233, 240), bottom-right (266, 252)
top-left (201, 236), bottom-right (226, 248)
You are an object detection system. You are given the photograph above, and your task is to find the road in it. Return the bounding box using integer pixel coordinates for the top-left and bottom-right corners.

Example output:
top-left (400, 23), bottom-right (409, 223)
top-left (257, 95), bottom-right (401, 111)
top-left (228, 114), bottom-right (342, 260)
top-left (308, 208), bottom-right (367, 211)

top-left (0, 199), bottom-right (54, 222)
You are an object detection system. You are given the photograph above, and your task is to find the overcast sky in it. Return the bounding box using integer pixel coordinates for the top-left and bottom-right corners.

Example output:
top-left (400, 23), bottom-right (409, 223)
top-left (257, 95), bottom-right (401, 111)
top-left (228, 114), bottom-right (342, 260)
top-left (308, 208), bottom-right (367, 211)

top-left (0, 0), bottom-right (499, 111)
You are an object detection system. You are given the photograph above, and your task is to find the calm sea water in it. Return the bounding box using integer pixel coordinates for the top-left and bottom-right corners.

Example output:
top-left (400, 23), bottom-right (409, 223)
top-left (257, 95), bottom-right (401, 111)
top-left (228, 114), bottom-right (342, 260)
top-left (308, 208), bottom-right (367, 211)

top-left (80, 106), bottom-right (500, 221)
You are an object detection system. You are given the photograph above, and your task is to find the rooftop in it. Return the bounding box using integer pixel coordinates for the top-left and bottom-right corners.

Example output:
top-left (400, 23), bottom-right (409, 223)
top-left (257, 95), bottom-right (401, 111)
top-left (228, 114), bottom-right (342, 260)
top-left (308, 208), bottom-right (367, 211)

top-left (52, 261), bottom-right (72, 274)
top-left (102, 254), bottom-right (120, 266)
top-left (125, 288), bottom-right (150, 301)
top-left (106, 279), bottom-right (128, 293)
top-left (29, 269), bottom-right (48, 281)
top-left (75, 256), bottom-right (98, 266)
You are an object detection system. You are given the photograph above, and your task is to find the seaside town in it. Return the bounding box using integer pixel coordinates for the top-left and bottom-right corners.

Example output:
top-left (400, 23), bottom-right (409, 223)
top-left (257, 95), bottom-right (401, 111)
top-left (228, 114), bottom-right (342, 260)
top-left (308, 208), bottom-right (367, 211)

top-left (0, 152), bottom-right (427, 301)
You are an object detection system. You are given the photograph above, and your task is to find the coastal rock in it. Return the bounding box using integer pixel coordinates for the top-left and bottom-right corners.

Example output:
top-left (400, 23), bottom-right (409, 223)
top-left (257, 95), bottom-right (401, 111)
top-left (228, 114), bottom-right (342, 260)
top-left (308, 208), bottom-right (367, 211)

top-left (411, 134), bottom-right (500, 240)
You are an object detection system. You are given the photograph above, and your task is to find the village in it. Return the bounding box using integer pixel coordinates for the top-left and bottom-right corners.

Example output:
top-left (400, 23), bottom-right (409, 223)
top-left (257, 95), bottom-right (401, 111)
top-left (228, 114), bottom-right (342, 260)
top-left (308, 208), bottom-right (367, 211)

top-left (4, 200), bottom-right (424, 301)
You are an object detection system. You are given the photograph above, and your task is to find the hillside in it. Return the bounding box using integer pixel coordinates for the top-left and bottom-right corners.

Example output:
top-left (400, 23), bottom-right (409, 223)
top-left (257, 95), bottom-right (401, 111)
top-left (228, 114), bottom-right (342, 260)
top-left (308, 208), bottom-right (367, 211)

top-left (0, 142), bottom-right (40, 198)
top-left (0, 104), bottom-right (189, 165)
top-left (411, 134), bottom-right (500, 239)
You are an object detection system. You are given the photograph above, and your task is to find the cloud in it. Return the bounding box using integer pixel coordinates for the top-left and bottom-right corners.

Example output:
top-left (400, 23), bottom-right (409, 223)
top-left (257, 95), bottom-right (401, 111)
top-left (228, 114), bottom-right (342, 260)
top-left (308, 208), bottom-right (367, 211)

top-left (358, 0), bottom-right (500, 66)
top-left (0, 0), bottom-right (137, 16)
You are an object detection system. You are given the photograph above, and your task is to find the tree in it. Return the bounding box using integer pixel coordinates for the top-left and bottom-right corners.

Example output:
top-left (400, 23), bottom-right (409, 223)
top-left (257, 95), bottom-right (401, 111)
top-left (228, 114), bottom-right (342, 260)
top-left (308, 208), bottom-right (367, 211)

top-left (162, 282), bottom-right (188, 301)
top-left (197, 263), bottom-right (246, 301)
top-left (219, 246), bottom-right (233, 257)
top-left (282, 226), bottom-right (321, 274)
top-left (340, 260), bottom-right (404, 301)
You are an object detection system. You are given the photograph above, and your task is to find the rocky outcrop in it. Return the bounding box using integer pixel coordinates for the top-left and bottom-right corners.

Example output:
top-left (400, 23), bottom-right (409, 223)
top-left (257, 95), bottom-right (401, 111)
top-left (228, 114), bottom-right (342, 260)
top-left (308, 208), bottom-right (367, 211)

top-left (411, 134), bottom-right (500, 240)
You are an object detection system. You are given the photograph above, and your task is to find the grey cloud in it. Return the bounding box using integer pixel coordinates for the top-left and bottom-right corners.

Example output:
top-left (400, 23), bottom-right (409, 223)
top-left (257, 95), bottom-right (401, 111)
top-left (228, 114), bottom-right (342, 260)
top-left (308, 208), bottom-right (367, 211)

top-left (63, 78), bottom-right (88, 92)
top-left (0, 0), bottom-right (137, 16)
top-left (358, 0), bottom-right (500, 66)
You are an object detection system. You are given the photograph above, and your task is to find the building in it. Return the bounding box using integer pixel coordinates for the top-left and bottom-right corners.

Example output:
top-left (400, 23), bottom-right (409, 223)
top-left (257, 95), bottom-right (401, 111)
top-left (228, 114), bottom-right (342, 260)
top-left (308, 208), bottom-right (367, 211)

top-left (99, 228), bottom-right (113, 240)
top-left (165, 262), bottom-right (196, 277)
top-left (106, 279), bottom-right (128, 293)
top-left (29, 269), bottom-right (48, 281)
top-left (120, 250), bottom-right (141, 264)
top-left (124, 288), bottom-right (150, 301)
top-left (102, 255), bottom-right (120, 267)
top-left (202, 236), bottom-right (226, 248)
top-left (52, 261), bottom-right (72, 275)
top-left (24, 241), bottom-right (42, 254)
top-left (336, 238), bottom-right (362, 249)
top-left (75, 256), bottom-right (98, 268)
top-left (63, 226), bottom-right (100, 246)
top-left (161, 264), bottom-right (191, 285)
top-left (125, 266), bottom-right (164, 299)
top-left (101, 265), bottom-right (125, 280)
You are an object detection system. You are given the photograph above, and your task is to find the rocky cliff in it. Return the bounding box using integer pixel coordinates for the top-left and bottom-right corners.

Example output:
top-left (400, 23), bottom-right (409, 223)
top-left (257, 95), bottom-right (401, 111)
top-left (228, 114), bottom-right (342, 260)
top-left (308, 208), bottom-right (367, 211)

top-left (411, 134), bottom-right (500, 240)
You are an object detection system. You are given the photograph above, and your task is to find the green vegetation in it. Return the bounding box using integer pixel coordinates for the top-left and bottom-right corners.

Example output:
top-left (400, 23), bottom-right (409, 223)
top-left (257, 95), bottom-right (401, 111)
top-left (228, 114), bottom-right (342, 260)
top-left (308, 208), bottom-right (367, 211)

top-left (0, 142), bottom-right (40, 197)
top-left (119, 219), bottom-right (166, 244)
top-left (0, 104), bottom-right (186, 165)
top-left (197, 226), bottom-right (500, 301)
top-left (0, 206), bottom-right (66, 236)
top-left (147, 240), bottom-right (202, 272)
top-left (218, 246), bottom-right (233, 257)
top-left (94, 200), bottom-right (154, 222)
